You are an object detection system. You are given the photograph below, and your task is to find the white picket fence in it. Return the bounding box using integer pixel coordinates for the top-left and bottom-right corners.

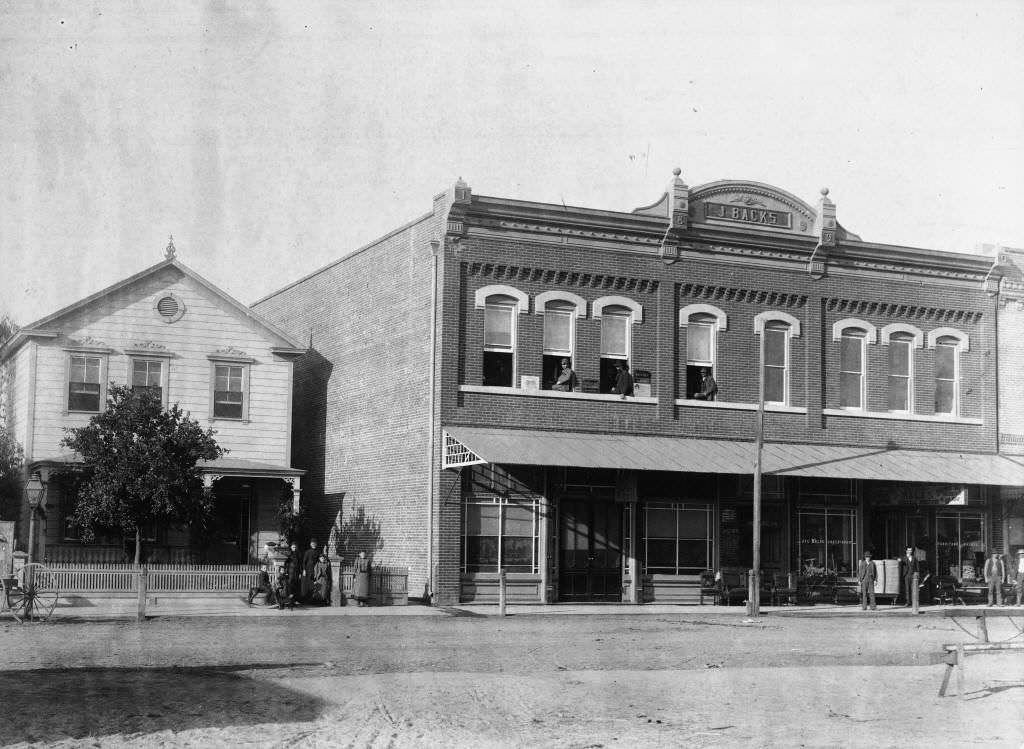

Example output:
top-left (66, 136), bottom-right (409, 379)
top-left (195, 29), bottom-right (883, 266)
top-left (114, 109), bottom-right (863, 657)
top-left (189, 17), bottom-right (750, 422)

top-left (45, 563), bottom-right (260, 593)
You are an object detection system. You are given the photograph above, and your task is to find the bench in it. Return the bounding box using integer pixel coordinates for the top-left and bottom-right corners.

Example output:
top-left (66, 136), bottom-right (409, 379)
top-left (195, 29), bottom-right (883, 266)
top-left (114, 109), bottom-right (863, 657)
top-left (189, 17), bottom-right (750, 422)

top-left (938, 608), bottom-right (1024, 698)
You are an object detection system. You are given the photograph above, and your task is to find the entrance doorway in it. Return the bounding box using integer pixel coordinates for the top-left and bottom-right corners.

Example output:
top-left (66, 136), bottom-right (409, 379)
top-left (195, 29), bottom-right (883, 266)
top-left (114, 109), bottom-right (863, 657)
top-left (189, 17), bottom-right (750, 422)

top-left (558, 498), bottom-right (623, 601)
top-left (205, 488), bottom-right (252, 564)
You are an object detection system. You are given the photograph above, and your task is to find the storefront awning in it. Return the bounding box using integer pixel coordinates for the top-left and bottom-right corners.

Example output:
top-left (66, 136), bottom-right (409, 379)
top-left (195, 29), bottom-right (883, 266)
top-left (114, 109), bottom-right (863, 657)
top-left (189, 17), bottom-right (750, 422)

top-left (442, 427), bottom-right (1024, 486)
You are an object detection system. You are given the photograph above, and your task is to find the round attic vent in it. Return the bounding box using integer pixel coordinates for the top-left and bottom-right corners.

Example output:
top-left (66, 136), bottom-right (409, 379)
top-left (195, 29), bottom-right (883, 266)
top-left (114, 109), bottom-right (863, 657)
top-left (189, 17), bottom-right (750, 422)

top-left (154, 293), bottom-right (185, 323)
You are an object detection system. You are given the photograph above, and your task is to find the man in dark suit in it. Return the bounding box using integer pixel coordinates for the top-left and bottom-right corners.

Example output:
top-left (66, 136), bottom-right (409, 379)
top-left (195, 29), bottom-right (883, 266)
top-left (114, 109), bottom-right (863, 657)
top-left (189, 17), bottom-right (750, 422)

top-left (899, 546), bottom-right (919, 607)
top-left (857, 550), bottom-right (877, 610)
top-left (983, 549), bottom-right (1005, 606)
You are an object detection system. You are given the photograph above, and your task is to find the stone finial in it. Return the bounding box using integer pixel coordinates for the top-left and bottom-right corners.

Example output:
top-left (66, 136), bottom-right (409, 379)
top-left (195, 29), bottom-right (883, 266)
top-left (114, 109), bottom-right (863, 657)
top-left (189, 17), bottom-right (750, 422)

top-left (165, 235), bottom-right (176, 260)
top-left (669, 167), bottom-right (689, 229)
top-left (813, 187), bottom-right (837, 248)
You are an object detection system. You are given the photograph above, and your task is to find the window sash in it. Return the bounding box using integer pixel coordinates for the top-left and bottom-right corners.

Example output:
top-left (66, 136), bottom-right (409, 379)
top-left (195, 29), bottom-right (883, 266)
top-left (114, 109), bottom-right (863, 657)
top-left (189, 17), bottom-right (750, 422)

top-left (839, 334), bottom-right (864, 409)
top-left (762, 327), bottom-right (788, 404)
top-left (600, 314), bottom-right (630, 358)
top-left (686, 321), bottom-right (714, 367)
top-left (68, 355), bottom-right (102, 411)
top-left (888, 338), bottom-right (912, 412)
top-left (643, 503), bottom-right (712, 575)
top-left (934, 343), bottom-right (957, 414)
top-left (543, 309), bottom-right (573, 356)
top-left (484, 304), bottom-right (515, 350)
top-left (213, 365), bottom-right (245, 419)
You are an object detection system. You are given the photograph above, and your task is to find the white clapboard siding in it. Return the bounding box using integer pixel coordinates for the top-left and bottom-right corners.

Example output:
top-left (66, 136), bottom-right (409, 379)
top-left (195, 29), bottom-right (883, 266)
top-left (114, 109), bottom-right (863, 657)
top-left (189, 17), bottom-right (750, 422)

top-left (27, 266), bottom-right (293, 465)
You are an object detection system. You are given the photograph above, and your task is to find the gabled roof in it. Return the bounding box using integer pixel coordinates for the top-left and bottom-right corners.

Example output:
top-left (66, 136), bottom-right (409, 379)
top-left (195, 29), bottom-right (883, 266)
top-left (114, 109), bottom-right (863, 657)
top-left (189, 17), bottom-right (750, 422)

top-left (1, 256), bottom-right (305, 359)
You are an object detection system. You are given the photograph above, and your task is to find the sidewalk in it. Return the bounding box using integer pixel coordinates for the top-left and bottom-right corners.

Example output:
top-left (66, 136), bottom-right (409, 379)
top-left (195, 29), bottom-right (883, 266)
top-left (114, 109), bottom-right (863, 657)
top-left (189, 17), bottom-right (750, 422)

top-left (42, 592), bottom-right (992, 621)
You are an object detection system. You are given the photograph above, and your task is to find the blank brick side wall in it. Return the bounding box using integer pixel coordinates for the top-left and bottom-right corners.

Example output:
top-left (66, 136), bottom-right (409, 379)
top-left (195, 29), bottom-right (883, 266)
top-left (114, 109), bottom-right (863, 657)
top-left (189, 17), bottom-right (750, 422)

top-left (255, 212), bottom-right (445, 599)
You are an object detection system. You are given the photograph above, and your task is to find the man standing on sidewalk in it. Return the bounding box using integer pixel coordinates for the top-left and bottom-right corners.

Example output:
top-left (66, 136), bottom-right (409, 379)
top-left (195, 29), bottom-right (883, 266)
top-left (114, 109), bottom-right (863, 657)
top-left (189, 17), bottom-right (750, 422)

top-left (983, 549), bottom-right (1005, 606)
top-left (857, 550), bottom-right (877, 610)
top-left (899, 547), bottom-right (918, 607)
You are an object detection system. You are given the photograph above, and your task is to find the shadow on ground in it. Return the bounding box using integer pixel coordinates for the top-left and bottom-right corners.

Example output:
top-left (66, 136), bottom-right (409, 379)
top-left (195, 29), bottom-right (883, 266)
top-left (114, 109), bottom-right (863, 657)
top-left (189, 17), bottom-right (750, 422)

top-left (0, 664), bottom-right (327, 744)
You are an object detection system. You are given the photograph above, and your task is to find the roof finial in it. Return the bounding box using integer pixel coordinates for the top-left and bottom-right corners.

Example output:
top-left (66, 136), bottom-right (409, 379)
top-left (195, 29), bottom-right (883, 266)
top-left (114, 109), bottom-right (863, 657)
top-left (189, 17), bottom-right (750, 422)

top-left (165, 235), bottom-right (176, 260)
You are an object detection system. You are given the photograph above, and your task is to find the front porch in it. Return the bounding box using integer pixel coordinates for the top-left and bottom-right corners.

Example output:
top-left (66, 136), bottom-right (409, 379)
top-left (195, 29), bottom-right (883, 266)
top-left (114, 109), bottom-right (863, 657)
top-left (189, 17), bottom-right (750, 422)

top-left (30, 458), bottom-right (304, 566)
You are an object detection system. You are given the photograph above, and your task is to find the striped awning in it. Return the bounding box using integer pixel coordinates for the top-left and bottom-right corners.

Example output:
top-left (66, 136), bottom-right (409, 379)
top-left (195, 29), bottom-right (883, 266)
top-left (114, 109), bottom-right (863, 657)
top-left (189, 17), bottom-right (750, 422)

top-left (442, 426), bottom-right (1024, 486)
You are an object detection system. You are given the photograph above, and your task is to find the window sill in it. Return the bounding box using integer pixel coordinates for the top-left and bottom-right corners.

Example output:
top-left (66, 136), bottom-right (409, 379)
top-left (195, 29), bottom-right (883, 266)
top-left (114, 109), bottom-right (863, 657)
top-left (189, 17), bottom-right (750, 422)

top-left (460, 385), bottom-right (658, 404)
top-left (822, 408), bottom-right (982, 425)
top-left (674, 399), bottom-right (806, 414)
top-left (208, 418), bottom-right (251, 424)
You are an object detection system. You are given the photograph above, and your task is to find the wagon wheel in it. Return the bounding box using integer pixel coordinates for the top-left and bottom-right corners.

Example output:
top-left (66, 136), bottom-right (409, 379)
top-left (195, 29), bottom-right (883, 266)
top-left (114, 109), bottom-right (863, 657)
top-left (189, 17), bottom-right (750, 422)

top-left (3, 585), bottom-right (25, 623)
top-left (16, 563), bottom-right (58, 623)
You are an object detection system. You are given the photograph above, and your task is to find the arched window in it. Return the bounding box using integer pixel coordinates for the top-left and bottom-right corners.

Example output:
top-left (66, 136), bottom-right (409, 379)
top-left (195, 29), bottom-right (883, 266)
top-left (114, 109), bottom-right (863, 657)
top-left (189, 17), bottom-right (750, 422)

top-left (884, 330), bottom-right (920, 413)
top-left (475, 285), bottom-right (529, 387)
top-left (754, 312), bottom-right (801, 405)
top-left (594, 296), bottom-right (643, 393)
top-left (832, 319), bottom-right (877, 410)
top-left (926, 328), bottom-right (968, 416)
top-left (536, 291), bottom-right (585, 390)
top-left (680, 305), bottom-right (727, 400)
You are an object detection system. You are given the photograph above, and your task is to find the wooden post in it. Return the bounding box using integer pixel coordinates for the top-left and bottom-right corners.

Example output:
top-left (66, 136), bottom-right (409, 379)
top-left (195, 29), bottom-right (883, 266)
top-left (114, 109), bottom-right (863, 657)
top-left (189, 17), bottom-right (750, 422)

top-left (746, 569), bottom-right (756, 616)
top-left (977, 613), bottom-right (989, 644)
top-left (137, 566), bottom-right (148, 622)
top-left (912, 571), bottom-right (920, 615)
top-left (955, 644), bottom-right (965, 700)
top-left (752, 332), bottom-right (765, 616)
top-left (498, 569), bottom-right (507, 617)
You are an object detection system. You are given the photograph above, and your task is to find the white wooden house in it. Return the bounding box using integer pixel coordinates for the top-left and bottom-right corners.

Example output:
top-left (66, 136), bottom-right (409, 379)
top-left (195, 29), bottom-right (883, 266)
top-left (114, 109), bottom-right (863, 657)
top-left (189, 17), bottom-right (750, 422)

top-left (0, 246), bottom-right (305, 564)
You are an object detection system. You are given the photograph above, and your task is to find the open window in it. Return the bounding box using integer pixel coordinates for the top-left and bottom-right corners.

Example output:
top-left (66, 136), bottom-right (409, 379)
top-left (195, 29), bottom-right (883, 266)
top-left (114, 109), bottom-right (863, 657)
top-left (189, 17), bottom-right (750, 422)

top-left (680, 304), bottom-right (726, 400)
top-left (536, 291), bottom-right (585, 390)
top-left (594, 296), bottom-right (642, 394)
top-left (475, 285), bottom-right (529, 388)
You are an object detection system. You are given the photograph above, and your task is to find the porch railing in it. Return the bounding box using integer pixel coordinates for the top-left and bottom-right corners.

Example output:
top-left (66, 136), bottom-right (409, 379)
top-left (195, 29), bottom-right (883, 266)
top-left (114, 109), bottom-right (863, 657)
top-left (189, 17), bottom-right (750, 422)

top-left (45, 563), bottom-right (260, 593)
top-left (43, 562), bottom-right (410, 604)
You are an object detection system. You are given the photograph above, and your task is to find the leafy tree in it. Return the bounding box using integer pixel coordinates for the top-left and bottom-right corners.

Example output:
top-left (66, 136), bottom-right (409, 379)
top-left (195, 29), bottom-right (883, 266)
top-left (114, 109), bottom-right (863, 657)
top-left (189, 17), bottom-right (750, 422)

top-left (60, 385), bottom-right (224, 564)
top-left (0, 424), bottom-right (24, 519)
top-left (0, 314), bottom-right (17, 346)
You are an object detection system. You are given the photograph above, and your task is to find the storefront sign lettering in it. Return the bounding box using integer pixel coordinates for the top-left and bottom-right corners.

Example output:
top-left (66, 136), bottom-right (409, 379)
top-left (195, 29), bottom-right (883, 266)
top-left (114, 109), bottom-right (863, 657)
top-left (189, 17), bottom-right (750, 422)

top-left (705, 201), bottom-right (793, 229)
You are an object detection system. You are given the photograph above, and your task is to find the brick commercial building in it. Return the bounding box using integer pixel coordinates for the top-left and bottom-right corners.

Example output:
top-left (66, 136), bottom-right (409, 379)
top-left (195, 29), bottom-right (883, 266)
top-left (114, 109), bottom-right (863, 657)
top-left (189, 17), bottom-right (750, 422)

top-left (254, 171), bottom-right (1024, 606)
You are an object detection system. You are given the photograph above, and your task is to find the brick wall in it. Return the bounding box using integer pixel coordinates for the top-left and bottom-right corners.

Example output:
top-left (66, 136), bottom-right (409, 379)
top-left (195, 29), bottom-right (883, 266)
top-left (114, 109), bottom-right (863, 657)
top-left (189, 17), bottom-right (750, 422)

top-left (442, 234), bottom-right (998, 453)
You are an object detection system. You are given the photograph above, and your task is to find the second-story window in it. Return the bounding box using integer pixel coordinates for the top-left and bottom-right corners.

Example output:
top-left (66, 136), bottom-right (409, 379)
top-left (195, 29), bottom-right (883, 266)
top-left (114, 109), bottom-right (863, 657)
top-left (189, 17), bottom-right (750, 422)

top-left (599, 306), bottom-right (631, 393)
top-left (934, 337), bottom-right (959, 415)
top-left (131, 359), bottom-right (164, 405)
top-left (483, 297), bottom-right (517, 387)
top-left (887, 333), bottom-right (914, 412)
top-left (213, 364), bottom-right (245, 419)
top-left (763, 322), bottom-right (789, 404)
top-left (686, 314), bottom-right (716, 399)
top-left (68, 355), bottom-right (102, 412)
top-left (839, 329), bottom-right (867, 409)
top-left (542, 301), bottom-right (574, 389)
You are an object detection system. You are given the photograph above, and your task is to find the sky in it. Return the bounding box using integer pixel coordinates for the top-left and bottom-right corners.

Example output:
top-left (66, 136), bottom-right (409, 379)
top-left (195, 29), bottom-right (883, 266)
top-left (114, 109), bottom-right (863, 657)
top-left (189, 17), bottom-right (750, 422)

top-left (1, 1), bottom-right (1022, 325)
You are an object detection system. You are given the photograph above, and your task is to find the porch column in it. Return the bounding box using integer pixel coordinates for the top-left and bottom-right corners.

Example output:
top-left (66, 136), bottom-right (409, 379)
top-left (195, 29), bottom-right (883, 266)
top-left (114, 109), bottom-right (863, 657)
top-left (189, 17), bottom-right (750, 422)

top-left (287, 477), bottom-right (301, 513)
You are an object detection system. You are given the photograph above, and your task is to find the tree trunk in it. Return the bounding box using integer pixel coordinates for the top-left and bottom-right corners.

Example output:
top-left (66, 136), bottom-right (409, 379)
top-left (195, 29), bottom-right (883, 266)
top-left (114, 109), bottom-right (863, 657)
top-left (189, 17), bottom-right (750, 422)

top-left (134, 526), bottom-right (141, 566)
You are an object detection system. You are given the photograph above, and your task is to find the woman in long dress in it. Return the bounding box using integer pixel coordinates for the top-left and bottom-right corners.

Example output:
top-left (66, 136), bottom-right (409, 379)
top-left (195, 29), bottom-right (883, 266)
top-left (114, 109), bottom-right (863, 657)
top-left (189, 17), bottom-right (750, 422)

top-left (353, 551), bottom-right (371, 607)
top-left (313, 552), bottom-right (332, 605)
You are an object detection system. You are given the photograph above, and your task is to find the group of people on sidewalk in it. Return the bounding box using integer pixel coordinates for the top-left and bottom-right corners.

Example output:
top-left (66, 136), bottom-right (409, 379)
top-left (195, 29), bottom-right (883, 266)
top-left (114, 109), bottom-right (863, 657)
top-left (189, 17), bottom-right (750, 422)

top-left (856, 547), bottom-right (1024, 610)
top-left (246, 540), bottom-right (373, 609)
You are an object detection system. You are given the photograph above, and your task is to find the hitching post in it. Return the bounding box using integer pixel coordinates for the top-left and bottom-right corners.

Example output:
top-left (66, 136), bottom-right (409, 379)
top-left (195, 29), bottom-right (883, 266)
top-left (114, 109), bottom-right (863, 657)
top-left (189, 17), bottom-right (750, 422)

top-left (498, 569), bottom-right (507, 617)
top-left (137, 566), bottom-right (149, 622)
top-left (911, 571), bottom-right (919, 615)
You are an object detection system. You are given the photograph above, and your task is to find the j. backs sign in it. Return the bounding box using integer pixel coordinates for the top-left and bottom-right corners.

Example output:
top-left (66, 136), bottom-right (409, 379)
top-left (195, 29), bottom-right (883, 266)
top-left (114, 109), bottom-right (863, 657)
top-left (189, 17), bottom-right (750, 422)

top-left (705, 200), bottom-right (792, 229)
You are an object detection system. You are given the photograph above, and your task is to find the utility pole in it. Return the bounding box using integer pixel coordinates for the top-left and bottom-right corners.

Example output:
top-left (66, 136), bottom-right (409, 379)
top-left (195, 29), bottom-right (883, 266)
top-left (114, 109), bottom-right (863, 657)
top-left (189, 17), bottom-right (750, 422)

top-left (752, 330), bottom-right (765, 616)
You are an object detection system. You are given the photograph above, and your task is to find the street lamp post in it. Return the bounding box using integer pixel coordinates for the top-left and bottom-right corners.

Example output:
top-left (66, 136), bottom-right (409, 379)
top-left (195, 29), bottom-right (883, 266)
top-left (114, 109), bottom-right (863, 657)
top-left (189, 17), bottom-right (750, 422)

top-left (25, 473), bottom-right (44, 566)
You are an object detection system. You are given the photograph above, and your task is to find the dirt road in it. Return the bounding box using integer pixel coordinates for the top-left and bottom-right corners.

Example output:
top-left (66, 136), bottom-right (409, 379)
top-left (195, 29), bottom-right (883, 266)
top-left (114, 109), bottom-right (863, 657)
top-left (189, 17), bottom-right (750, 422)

top-left (1, 609), bottom-right (1021, 747)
